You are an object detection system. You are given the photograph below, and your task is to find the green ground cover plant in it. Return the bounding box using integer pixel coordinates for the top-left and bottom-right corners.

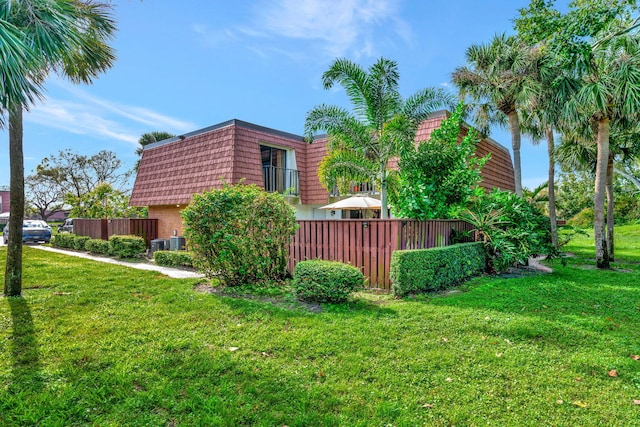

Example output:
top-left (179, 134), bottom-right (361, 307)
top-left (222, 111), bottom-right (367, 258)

top-left (0, 225), bottom-right (639, 425)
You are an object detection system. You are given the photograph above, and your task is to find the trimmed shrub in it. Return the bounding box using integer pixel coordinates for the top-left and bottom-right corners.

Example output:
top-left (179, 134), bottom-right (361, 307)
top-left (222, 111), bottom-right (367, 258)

top-left (72, 235), bottom-right (91, 251)
top-left (390, 242), bottom-right (485, 296)
top-left (182, 183), bottom-right (297, 286)
top-left (154, 250), bottom-right (194, 268)
top-left (109, 235), bottom-right (146, 258)
top-left (51, 233), bottom-right (75, 249)
top-left (567, 207), bottom-right (594, 228)
top-left (292, 260), bottom-right (364, 303)
top-left (85, 238), bottom-right (110, 255)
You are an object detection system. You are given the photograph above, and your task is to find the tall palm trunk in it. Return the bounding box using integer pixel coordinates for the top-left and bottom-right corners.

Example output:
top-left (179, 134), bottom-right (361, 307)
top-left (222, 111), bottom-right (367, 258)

top-left (379, 165), bottom-right (389, 219)
top-left (508, 111), bottom-right (523, 196)
top-left (594, 118), bottom-right (610, 268)
top-left (5, 105), bottom-right (24, 296)
top-left (546, 126), bottom-right (558, 249)
top-left (606, 152), bottom-right (614, 262)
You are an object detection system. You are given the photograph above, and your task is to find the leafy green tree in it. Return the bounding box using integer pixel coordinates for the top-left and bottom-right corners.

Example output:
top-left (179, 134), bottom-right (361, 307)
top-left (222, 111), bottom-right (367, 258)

top-left (65, 183), bottom-right (146, 219)
top-left (36, 149), bottom-right (131, 198)
top-left (452, 34), bottom-right (539, 196)
top-left (25, 172), bottom-right (65, 221)
top-left (616, 159), bottom-right (640, 191)
top-left (390, 103), bottom-right (488, 219)
top-left (516, 0), bottom-right (640, 268)
top-left (135, 131), bottom-right (175, 170)
top-left (2, 1), bottom-right (116, 296)
top-left (556, 170), bottom-right (595, 220)
top-left (305, 57), bottom-right (453, 218)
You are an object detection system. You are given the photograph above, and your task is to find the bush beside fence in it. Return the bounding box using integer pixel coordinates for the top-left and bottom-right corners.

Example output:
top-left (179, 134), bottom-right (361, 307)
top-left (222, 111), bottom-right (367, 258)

top-left (154, 250), bottom-right (194, 268)
top-left (292, 260), bottom-right (364, 303)
top-left (390, 242), bottom-right (485, 296)
top-left (52, 233), bottom-right (146, 258)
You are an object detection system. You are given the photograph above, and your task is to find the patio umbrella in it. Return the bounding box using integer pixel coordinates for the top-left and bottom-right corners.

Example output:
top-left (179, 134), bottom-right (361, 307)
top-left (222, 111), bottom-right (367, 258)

top-left (318, 195), bottom-right (382, 211)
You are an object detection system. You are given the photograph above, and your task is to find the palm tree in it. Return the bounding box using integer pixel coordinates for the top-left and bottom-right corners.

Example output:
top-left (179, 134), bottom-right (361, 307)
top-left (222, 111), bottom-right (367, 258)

top-left (304, 57), bottom-right (453, 219)
top-left (2, 1), bottom-right (116, 296)
top-left (136, 131), bottom-right (175, 170)
top-left (556, 119), bottom-right (640, 262)
top-left (519, 51), bottom-right (579, 250)
top-left (452, 34), bottom-right (538, 196)
top-left (562, 32), bottom-right (640, 268)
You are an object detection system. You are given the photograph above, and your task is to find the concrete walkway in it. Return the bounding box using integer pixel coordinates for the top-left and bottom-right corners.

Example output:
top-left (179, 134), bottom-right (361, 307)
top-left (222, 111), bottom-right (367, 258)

top-left (529, 255), bottom-right (553, 273)
top-left (33, 245), bottom-right (206, 279)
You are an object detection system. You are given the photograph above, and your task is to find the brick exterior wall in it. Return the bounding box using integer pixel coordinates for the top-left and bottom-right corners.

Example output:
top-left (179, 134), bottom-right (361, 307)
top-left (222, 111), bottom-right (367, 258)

top-left (148, 205), bottom-right (184, 240)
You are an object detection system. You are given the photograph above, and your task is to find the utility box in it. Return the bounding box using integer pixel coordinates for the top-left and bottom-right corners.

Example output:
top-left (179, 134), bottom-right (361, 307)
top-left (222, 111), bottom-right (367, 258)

top-left (169, 236), bottom-right (186, 251)
top-left (150, 238), bottom-right (169, 254)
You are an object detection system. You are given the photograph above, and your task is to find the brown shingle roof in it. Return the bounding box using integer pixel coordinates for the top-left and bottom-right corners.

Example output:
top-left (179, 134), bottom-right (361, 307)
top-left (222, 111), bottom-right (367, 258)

top-left (130, 114), bottom-right (515, 207)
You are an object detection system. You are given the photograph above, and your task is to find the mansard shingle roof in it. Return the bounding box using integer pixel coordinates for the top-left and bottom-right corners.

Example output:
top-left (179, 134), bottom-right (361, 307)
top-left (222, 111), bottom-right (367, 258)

top-left (130, 113), bottom-right (515, 207)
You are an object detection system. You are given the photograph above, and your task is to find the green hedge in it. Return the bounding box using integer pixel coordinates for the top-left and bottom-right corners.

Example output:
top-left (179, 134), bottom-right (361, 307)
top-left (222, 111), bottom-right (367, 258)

top-left (85, 238), bottom-right (110, 255)
top-left (390, 242), bottom-right (486, 296)
top-left (292, 260), bottom-right (364, 303)
top-left (52, 233), bottom-right (147, 258)
top-left (72, 235), bottom-right (91, 251)
top-left (154, 250), bottom-right (194, 268)
top-left (51, 233), bottom-right (75, 249)
top-left (108, 235), bottom-right (146, 258)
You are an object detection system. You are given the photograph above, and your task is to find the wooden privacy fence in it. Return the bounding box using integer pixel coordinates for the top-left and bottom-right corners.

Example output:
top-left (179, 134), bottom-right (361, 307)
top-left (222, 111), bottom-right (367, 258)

top-left (74, 218), bottom-right (158, 247)
top-left (289, 219), bottom-right (474, 290)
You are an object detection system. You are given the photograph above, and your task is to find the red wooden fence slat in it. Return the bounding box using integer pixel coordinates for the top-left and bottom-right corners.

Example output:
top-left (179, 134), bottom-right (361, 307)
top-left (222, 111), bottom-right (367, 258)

top-left (289, 219), bottom-right (471, 290)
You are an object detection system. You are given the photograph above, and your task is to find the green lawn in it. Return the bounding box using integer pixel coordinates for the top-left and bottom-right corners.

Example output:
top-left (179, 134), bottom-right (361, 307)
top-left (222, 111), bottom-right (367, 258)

top-left (0, 226), bottom-right (639, 426)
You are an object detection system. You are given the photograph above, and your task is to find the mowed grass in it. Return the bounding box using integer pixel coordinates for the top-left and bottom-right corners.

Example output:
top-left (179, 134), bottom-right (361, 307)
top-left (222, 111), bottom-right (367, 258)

top-left (0, 226), bottom-right (639, 426)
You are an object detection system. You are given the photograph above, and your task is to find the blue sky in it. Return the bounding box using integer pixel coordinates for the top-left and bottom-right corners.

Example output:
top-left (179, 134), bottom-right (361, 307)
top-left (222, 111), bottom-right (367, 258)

top-left (1, 0), bottom-right (556, 189)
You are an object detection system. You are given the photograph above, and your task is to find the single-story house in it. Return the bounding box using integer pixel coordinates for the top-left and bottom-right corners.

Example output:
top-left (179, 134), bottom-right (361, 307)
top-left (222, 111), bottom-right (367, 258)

top-left (130, 111), bottom-right (515, 240)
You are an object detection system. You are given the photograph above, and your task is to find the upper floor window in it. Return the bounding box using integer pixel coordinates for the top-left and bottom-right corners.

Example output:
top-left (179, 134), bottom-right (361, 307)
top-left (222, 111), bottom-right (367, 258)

top-left (260, 145), bottom-right (299, 195)
top-left (261, 145), bottom-right (286, 169)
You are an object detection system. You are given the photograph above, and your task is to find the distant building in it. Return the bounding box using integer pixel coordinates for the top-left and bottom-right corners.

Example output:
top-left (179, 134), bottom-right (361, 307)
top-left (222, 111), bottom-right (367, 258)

top-left (0, 186), bottom-right (9, 214)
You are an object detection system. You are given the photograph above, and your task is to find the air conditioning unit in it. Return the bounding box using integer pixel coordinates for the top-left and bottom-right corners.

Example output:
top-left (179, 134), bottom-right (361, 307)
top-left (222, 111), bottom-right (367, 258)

top-left (150, 238), bottom-right (169, 254)
top-left (169, 236), bottom-right (186, 251)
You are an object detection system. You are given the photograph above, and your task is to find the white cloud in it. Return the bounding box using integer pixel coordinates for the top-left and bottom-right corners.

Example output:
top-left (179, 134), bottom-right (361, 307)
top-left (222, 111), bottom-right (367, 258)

top-left (244, 0), bottom-right (409, 59)
top-left (26, 99), bottom-right (140, 145)
top-left (23, 81), bottom-right (198, 147)
top-left (53, 83), bottom-right (196, 133)
top-left (190, 0), bottom-right (410, 60)
top-left (192, 24), bottom-right (238, 47)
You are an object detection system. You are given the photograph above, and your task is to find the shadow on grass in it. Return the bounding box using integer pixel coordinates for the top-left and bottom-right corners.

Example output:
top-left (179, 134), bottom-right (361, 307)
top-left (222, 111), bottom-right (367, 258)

top-left (213, 290), bottom-right (397, 318)
top-left (7, 296), bottom-right (42, 392)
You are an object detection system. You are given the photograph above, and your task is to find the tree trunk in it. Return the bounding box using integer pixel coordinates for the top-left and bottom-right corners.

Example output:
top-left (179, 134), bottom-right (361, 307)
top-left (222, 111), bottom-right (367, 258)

top-left (508, 111), bottom-right (522, 196)
top-left (606, 152), bottom-right (614, 262)
top-left (380, 165), bottom-right (388, 219)
top-left (546, 126), bottom-right (558, 250)
top-left (5, 105), bottom-right (24, 296)
top-left (594, 118), bottom-right (610, 269)
top-left (614, 168), bottom-right (640, 191)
